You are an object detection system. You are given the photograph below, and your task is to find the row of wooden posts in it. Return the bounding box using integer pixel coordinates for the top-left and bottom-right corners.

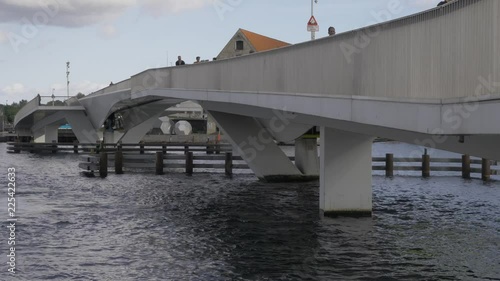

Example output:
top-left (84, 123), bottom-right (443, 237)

top-left (383, 153), bottom-right (495, 181)
top-left (89, 151), bottom-right (497, 181)
top-left (7, 142), bottom-right (497, 180)
top-left (7, 141), bottom-right (231, 154)
top-left (96, 151), bottom-right (235, 178)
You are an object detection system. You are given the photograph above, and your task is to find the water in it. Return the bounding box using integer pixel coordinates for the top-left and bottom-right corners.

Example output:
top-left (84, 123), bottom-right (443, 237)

top-left (0, 142), bottom-right (499, 280)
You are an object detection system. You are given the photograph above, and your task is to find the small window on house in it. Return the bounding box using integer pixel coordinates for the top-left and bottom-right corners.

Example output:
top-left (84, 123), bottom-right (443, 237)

top-left (235, 40), bottom-right (244, 50)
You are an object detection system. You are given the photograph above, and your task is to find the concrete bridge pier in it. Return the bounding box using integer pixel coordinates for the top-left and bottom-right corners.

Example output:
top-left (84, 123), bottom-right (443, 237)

top-left (294, 138), bottom-right (319, 177)
top-left (208, 111), bottom-right (306, 181)
top-left (320, 127), bottom-right (374, 217)
top-left (64, 112), bottom-right (99, 143)
top-left (119, 112), bottom-right (164, 143)
top-left (34, 124), bottom-right (59, 143)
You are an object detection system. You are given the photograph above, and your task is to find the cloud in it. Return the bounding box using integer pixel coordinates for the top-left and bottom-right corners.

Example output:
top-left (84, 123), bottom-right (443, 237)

top-left (0, 30), bottom-right (7, 43)
top-left (0, 0), bottom-right (213, 27)
top-left (140, 0), bottom-right (212, 17)
top-left (49, 80), bottom-right (109, 96)
top-left (1, 83), bottom-right (31, 102)
top-left (0, 81), bottom-right (108, 103)
top-left (409, 0), bottom-right (438, 7)
top-left (0, 0), bottom-right (133, 27)
top-left (97, 24), bottom-right (118, 39)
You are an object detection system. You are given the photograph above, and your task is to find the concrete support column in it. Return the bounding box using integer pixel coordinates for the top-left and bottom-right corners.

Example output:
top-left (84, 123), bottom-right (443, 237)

top-left (119, 113), bottom-right (163, 143)
top-left (33, 128), bottom-right (45, 143)
top-left (33, 124), bottom-right (58, 143)
top-left (44, 124), bottom-right (59, 143)
top-left (103, 131), bottom-right (113, 144)
top-left (294, 137), bottom-right (319, 177)
top-left (65, 112), bottom-right (99, 143)
top-left (320, 127), bottom-right (374, 217)
top-left (208, 111), bottom-right (304, 181)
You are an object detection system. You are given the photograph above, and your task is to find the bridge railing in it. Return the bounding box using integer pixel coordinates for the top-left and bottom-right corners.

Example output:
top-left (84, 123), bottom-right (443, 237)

top-left (124, 0), bottom-right (499, 102)
top-left (38, 95), bottom-right (75, 106)
top-left (13, 95), bottom-right (41, 127)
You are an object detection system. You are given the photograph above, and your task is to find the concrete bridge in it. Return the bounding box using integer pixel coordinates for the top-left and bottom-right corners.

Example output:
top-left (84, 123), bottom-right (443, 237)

top-left (14, 0), bottom-right (500, 216)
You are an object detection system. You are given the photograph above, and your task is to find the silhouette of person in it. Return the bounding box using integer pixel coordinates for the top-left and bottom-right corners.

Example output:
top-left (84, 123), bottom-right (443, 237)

top-left (176, 56), bottom-right (185, 66)
top-left (194, 56), bottom-right (201, 63)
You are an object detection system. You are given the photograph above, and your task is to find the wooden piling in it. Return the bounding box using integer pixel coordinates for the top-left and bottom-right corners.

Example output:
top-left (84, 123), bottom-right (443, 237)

top-left (115, 148), bottom-right (123, 175)
top-left (95, 141), bottom-right (100, 154)
top-left (99, 152), bottom-right (108, 178)
top-left (482, 159), bottom-right (491, 181)
top-left (73, 141), bottom-right (79, 154)
top-left (422, 154), bottom-right (430, 178)
top-left (162, 144), bottom-right (167, 154)
top-left (184, 145), bottom-right (189, 155)
top-left (156, 152), bottom-right (164, 175)
top-left (206, 145), bottom-right (213, 155)
top-left (186, 152), bottom-right (193, 175)
top-left (385, 153), bottom-right (394, 177)
top-left (13, 138), bottom-right (20, 153)
top-left (225, 152), bottom-right (233, 176)
top-left (462, 155), bottom-right (470, 179)
top-left (140, 143), bottom-right (144, 154)
top-left (51, 140), bottom-right (57, 154)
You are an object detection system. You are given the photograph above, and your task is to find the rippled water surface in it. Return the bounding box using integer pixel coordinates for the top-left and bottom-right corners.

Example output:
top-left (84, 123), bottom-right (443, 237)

top-left (0, 143), bottom-right (499, 280)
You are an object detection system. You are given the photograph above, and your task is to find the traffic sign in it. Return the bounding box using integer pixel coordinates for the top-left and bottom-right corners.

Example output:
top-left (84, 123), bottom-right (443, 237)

top-left (307, 15), bottom-right (319, 32)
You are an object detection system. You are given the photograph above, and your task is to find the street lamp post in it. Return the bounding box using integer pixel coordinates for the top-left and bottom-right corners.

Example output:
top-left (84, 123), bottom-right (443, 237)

top-left (66, 61), bottom-right (70, 98)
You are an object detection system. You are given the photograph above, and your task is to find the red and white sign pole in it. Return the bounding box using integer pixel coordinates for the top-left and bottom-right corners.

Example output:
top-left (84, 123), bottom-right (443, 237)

top-left (308, 0), bottom-right (319, 40)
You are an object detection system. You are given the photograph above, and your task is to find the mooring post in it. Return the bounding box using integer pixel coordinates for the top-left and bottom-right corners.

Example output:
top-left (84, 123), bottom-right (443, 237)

top-left (186, 151), bottom-right (193, 175)
top-left (51, 140), bottom-right (57, 154)
top-left (482, 158), bottom-right (491, 181)
top-left (385, 153), bottom-right (394, 177)
top-left (115, 143), bottom-right (123, 175)
top-left (99, 152), bottom-right (108, 178)
top-left (206, 137), bottom-right (212, 155)
top-left (225, 152), bottom-right (233, 176)
top-left (462, 155), bottom-right (471, 179)
top-left (95, 140), bottom-right (100, 154)
top-left (156, 152), bottom-right (164, 175)
top-left (73, 140), bottom-right (79, 154)
top-left (422, 153), bottom-right (430, 178)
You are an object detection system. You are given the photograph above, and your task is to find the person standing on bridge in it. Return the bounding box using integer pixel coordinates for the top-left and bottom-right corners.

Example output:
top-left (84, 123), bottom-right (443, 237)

top-left (194, 56), bottom-right (201, 64)
top-left (437, 0), bottom-right (450, 6)
top-left (176, 56), bottom-right (185, 66)
top-left (328, 26), bottom-right (336, 36)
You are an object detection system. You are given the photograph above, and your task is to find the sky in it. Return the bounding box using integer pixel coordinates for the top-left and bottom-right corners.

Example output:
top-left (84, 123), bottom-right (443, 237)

top-left (0, 0), bottom-right (438, 105)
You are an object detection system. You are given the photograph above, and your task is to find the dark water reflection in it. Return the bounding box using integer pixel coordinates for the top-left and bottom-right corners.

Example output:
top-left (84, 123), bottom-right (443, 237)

top-left (0, 143), bottom-right (499, 280)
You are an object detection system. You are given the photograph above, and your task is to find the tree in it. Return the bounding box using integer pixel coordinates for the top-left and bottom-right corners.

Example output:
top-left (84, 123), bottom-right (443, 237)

top-left (76, 92), bottom-right (85, 99)
top-left (46, 100), bottom-right (65, 106)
